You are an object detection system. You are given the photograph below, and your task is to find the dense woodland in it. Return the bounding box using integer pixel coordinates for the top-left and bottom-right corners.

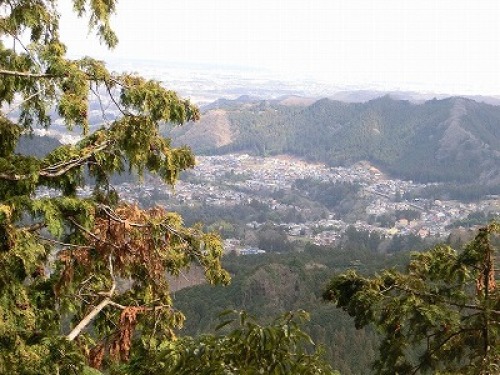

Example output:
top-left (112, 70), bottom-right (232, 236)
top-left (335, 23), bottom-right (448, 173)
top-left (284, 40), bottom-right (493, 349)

top-left (174, 224), bottom-right (499, 374)
top-left (174, 242), bottom-right (412, 375)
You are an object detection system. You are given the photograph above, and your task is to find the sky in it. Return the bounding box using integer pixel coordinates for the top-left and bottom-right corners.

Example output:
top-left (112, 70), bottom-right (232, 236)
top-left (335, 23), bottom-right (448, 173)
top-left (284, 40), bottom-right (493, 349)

top-left (59, 0), bottom-right (500, 95)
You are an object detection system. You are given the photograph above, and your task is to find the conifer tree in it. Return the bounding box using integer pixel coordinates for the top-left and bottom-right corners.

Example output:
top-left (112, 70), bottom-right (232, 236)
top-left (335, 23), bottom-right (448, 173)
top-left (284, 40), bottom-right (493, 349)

top-left (0, 1), bottom-right (231, 373)
top-left (323, 223), bottom-right (500, 375)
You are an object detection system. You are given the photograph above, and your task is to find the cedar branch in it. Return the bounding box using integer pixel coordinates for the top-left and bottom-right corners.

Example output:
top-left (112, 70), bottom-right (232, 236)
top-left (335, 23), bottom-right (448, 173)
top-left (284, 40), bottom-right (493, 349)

top-left (391, 284), bottom-right (500, 316)
top-left (0, 140), bottom-right (111, 181)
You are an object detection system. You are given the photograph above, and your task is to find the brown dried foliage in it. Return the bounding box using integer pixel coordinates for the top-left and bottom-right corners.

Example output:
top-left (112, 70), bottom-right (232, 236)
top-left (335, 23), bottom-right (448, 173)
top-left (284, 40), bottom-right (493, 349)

top-left (54, 204), bottom-right (202, 366)
top-left (100, 205), bottom-right (167, 279)
top-left (476, 259), bottom-right (497, 295)
top-left (89, 343), bottom-right (105, 369)
top-left (94, 205), bottom-right (172, 280)
top-left (476, 234), bottom-right (497, 295)
top-left (109, 306), bottom-right (144, 362)
top-left (57, 204), bottom-right (180, 291)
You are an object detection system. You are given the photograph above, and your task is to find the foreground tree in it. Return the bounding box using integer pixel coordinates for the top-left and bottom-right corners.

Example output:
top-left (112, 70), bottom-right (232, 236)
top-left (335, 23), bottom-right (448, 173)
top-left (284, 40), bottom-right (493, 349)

top-left (0, 2), bottom-right (335, 374)
top-left (127, 310), bottom-right (338, 375)
top-left (323, 223), bottom-right (500, 375)
top-left (0, 1), bottom-right (231, 373)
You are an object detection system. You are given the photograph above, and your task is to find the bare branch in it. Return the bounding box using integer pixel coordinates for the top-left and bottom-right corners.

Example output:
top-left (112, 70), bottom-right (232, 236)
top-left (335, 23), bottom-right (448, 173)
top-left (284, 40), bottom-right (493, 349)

top-left (22, 222), bottom-right (46, 232)
top-left (0, 171), bottom-right (29, 180)
top-left (90, 84), bottom-right (112, 127)
top-left (40, 141), bottom-right (111, 176)
top-left (4, 91), bottom-right (42, 115)
top-left (108, 300), bottom-right (127, 310)
top-left (68, 217), bottom-right (121, 251)
top-left (66, 295), bottom-right (172, 341)
top-left (104, 80), bottom-right (129, 117)
top-left (67, 277), bottom-right (117, 341)
top-left (13, 33), bottom-right (42, 68)
top-left (67, 296), bottom-right (113, 341)
top-left (38, 235), bottom-right (94, 249)
top-left (0, 68), bottom-right (58, 79)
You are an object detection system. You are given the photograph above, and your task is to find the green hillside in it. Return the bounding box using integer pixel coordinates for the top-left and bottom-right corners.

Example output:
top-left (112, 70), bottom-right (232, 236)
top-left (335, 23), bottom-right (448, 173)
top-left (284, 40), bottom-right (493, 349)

top-left (168, 96), bottom-right (500, 187)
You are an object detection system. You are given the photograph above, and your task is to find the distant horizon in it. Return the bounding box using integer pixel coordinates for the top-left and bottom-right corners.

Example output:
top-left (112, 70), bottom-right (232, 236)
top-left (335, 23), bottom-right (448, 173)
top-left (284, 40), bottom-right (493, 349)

top-left (85, 56), bottom-right (500, 103)
top-left (59, 1), bottom-right (500, 98)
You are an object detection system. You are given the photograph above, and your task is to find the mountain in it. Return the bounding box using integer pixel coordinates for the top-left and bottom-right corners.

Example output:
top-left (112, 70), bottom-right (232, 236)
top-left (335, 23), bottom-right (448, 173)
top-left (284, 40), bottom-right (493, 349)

top-left (328, 90), bottom-right (500, 105)
top-left (15, 134), bottom-right (62, 157)
top-left (164, 109), bottom-right (234, 153)
top-left (201, 94), bottom-right (262, 111)
top-left (167, 96), bottom-right (500, 187)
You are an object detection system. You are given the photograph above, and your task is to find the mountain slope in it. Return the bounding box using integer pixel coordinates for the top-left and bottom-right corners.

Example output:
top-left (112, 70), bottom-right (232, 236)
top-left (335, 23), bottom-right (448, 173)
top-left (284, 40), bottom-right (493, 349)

top-left (167, 109), bottom-right (234, 153)
top-left (15, 134), bottom-right (62, 157)
top-left (168, 96), bottom-right (500, 186)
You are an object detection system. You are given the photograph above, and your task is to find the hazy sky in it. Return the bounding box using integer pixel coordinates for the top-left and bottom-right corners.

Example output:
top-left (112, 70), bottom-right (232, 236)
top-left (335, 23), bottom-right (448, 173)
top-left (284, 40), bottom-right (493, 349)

top-left (59, 0), bottom-right (500, 95)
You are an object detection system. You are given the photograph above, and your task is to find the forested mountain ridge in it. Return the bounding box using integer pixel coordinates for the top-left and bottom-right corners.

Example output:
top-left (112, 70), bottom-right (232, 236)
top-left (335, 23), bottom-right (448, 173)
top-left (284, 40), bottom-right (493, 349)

top-left (167, 96), bottom-right (500, 186)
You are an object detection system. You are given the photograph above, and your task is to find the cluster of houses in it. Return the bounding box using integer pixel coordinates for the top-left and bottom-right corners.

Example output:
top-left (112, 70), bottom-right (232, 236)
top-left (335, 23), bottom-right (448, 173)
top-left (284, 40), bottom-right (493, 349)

top-left (36, 153), bottom-right (500, 255)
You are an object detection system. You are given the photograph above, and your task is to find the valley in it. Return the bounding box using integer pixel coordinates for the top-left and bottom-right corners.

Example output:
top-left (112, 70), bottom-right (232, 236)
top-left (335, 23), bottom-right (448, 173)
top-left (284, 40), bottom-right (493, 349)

top-left (49, 152), bottom-right (498, 255)
top-left (15, 90), bottom-right (500, 375)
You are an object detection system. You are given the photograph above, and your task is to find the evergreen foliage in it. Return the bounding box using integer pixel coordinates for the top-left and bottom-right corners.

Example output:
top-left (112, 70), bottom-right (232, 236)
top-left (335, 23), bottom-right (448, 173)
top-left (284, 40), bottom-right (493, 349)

top-left (0, 2), bottom-right (335, 374)
top-left (323, 223), bottom-right (500, 374)
top-left (0, 1), bottom-right (232, 373)
top-left (127, 310), bottom-right (337, 375)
